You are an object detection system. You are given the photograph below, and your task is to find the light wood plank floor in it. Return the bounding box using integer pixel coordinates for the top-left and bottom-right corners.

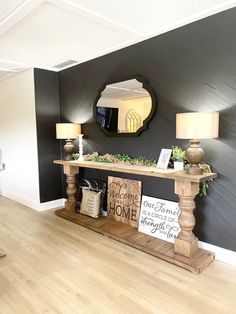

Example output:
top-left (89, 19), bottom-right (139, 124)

top-left (0, 196), bottom-right (236, 314)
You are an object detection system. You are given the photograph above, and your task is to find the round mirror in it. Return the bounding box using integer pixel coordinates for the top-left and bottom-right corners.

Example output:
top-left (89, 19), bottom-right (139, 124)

top-left (94, 76), bottom-right (156, 136)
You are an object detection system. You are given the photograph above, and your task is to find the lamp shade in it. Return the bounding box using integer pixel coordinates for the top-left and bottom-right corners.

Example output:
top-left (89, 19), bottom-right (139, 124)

top-left (176, 112), bottom-right (219, 139)
top-left (56, 123), bottom-right (81, 139)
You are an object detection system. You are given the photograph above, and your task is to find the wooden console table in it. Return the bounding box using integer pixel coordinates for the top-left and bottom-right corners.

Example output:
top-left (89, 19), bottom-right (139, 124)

top-left (54, 159), bottom-right (217, 274)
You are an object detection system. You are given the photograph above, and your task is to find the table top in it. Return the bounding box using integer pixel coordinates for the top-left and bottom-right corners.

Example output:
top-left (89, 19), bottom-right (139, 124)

top-left (53, 160), bottom-right (217, 183)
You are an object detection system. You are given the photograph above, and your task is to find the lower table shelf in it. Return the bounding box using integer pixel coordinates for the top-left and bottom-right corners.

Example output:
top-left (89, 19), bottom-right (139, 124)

top-left (55, 208), bottom-right (214, 274)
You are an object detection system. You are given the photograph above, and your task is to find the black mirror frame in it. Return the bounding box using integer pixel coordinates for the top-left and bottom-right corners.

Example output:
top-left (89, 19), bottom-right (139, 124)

top-left (94, 74), bottom-right (157, 137)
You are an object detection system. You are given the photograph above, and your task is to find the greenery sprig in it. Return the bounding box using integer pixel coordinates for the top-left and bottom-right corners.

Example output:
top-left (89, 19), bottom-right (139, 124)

top-left (199, 164), bottom-right (212, 196)
top-left (90, 155), bottom-right (110, 163)
top-left (171, 146), bottom-right (186, 162)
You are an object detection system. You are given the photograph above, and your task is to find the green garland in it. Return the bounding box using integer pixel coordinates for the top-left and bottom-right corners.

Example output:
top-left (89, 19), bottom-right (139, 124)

top-left (90, 154), bottom-right (156, 166)
top-left (72, 152), bottom-right (156, 166)
top-left (72, 150), bottom-right (213, 196)
top-left (114, 154), bottom-right (156, 166)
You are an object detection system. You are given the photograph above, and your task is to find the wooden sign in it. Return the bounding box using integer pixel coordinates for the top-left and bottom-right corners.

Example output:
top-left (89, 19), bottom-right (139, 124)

top-left (107, 176), bottom-right (142, 227)
top-left (138, 195), bottom-right (180, 243)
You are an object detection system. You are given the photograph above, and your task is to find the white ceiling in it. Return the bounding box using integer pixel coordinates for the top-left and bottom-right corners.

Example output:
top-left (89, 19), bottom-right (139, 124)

top-left (0, 0), bottom-right (235, 80)
top-left (103, 79), bottom-right (149, 100)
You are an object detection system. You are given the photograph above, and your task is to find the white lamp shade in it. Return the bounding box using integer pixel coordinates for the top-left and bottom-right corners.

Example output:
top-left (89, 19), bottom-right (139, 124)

top-left (176, 112), bottom-right (219, 139)
top-left (56, 123), bottom-right (81, 139)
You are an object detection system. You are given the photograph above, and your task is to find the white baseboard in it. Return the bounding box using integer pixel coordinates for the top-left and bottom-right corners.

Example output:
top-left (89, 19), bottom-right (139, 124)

top-left (199, 241), bottom-right (236, 267)
top-left (36, 198), bottom-right (66, 212)
top-left (2, 189), bottom-right (65, 212)
top-left (2, 189), bottom-right (40, 210)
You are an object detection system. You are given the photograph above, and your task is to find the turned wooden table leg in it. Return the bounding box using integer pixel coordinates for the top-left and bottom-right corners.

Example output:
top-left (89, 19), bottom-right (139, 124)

top-left (174, 180), bottom-right (199, 257)
top-left (63, 165), bottom-right (79, 214)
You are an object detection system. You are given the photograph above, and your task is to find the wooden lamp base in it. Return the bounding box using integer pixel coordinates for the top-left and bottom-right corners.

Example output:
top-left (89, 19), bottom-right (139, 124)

top-left (186, 139), bottom-right (204, 175)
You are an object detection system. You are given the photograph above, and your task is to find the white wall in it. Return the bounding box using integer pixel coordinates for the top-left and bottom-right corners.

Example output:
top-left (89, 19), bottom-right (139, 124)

top-left (0, 70), bottom-right (40, 208)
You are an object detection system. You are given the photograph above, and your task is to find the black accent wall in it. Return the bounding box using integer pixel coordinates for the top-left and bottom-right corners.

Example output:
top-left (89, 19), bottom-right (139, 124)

top-left (34, 69), bottom-right (62, 202)
top-left (35, 8), bottom-right (236, 251)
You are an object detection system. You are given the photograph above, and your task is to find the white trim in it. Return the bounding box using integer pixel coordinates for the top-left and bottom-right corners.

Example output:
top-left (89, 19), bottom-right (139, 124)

top-left (56, 0), bottom-right (236, 38)
top-left (146, 1), bottom-right (236, 38)
top-left (55, 1), bottom-right (236, 72)
top-left (0, 67), bottom-right (17, 72)
top-left (0, 1), bottom-right (235, 72)
top-left (2, 189), bottom-right (65, 211)
top-left (0, 58), bottom-right (29, 67)
top-left (0, 72), bottom-right (16, 82)
top-left (53, 0), bottom-right (142, 37)
top-left (199, 241), bottom-right (236, 266)
top-left (0, 0), bottom-right (32, 26)
top-left (36, 198), bottom-right (66, 212)
top-left (0, 0), bottom-right (44, 36)
top-left (0, 67), bottom-right (32, 82)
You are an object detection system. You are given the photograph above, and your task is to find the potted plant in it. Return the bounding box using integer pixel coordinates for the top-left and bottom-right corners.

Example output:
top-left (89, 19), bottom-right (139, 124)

top-left (172, 146), bottom-right (186, 171)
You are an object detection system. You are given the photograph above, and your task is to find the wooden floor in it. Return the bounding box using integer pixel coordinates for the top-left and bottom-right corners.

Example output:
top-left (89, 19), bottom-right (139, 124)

top-left (55, 209), bottom-right (214, 274)
top-left (0, 197), bottom-right (236, 314)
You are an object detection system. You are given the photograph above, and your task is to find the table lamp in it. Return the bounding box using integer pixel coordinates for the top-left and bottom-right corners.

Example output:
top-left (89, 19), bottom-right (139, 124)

top-left (176, 112), bottom-right (219, 175)
top-left (56, 123), bottom-right (81, 160)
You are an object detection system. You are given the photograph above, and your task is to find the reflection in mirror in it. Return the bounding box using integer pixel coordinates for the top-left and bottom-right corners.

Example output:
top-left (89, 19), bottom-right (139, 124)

top-left (95, 78), bottom-right (154, 135)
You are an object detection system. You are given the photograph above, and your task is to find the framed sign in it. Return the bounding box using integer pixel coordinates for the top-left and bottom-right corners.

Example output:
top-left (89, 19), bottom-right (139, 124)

top-left (157, 148), bottom-right (172, 169)
top-left (138, 195), bottom-right (180, 243)
top-left (107, 176), bottom-right (142, 227)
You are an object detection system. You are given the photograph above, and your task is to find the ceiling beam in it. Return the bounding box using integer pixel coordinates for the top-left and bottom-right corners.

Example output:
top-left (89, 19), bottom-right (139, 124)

top-left (49, 0), bottom-right (144, 38)
top-left (0, 0), bottom-right (44, 36)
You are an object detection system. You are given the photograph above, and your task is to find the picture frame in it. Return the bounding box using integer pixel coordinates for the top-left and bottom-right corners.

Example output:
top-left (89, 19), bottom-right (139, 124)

top-left (157, 148), bottom-right (172, 169)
